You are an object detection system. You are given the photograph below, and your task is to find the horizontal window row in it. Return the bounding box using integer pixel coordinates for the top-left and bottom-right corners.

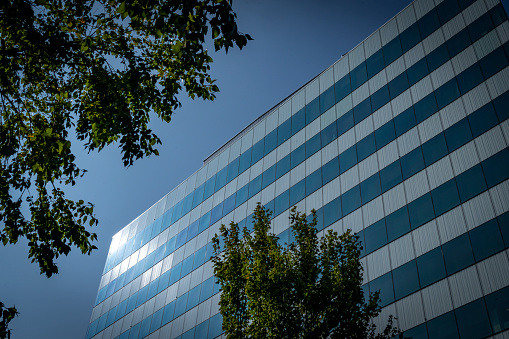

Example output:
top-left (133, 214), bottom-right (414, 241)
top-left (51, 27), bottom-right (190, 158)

top-left (100, 5), bottom-right (508, 277)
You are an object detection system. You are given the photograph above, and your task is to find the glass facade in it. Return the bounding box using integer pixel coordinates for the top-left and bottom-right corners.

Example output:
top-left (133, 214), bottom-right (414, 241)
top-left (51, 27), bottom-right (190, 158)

top-left (88, 0), bottom-right (509, 338)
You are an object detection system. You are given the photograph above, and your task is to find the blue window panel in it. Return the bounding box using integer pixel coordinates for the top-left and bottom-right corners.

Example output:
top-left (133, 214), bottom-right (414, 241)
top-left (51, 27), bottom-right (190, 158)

top-left (388, 72), bottom-right (409, 99)
top-left (350, 62), bottom-right (368, 90)
top-left (116, 299), bottom-right (128, 321)
top-left (371, 85), bottom-right (390, 112)
top-left (417, 247), bottom-right (446, 288)
top-left (422, 132), bottom-right (448, 166)
top-left (149, 307), bottom-right (164, 334)
top-left (235, 184), bottom-right (249, 208)
top-left (226, 157), bottom-right (239, 183)
top-left (493, 90), bottom-right (509, 122)
top-left (337, 109), bottom-right (354, 136)
top-left (292, 108), bottom-right (305, 134)
top-left (485, 286), bottom-right (509, 333)
top-left (203, 176), bottom-right (216, 201)
top-left (215, 166), bottom-right (227, 192)
top-left (251, 139), bottom-right (264, 164)
top-left (400, 147), bottom-right (425, 180)
top-left (200, 277), bottom-right (215, 303)
top-left (208, 313), bottom-right (223, 339)
top-left (437, 0), bottom-right (460, 24)
top-left (139, 316), bottom-right (152, 338)
top-left (136, 285), bottom-right (149, 307)
top-left (126, 294), bottom-right (138, 314)
top-left (323, 196), bottom-right (342, 228)
top-left (187, 284), bottom-right (201, 310)
top-left (394, 106), bottom-right (416, 137)
top-left (335, 74), bottom-right (351, 103)
top-left (456, 299), bottom-right (493, 339)
top-left (468, 103), bottom-right (498, 138)
top-left (195, 320), bottom-right (209, 339)
top-left (366, 49), bottom-right (385, 78)
top-left (418, 8), bottom-right (440, 39)
top-left (264, 199), bottom-right (274, 214)
top-left (414, 93), bottom-right (438, 123)
top-left (264, 129), bottom-right (278, 156)
top-left (97, 313), bottom-right (107, 333)
top-left (357, 133), bottom-right (376, 162)
top-left (443, 233), bottom-right (474, 275)
top-left (353, 97), bottom-right (371, 124)
top-left (238, 148), bottom-right (252, 174)
top-left (106, 306), bottom-right (117, 327)
top-left (174, 293), bottom-right (188, 318)
top-left (360, 172), bottom-right (381, 204)
top-left (181, 255), bottom-right (194, 277)
top-left (393, 260), bottom-right (420, 299)
top-left (436, 78), bottom-right (460, 109)
top-left (408, 193), bottom-right (435, 229)
top-left (369, 272), bottom-right (394, 307)
top-left (262, 165), bottom-right (276, 189)
top-left (210, 202), bottom-right (223, 224)
top-left (169, 262), bottom-right (182, 285)
top-left (383, 37), bottom-right (403, 65)
top-left (274, 190), bottom-right (290, 216)
top-left (364, 219), bottom-right (387, 254)
top-left (188, 220), bottom-right (199, 240)
top-left (459, 0), bottom-right (476, 9)
top-left (198, 212), bottom-right (211, 233)
top-left (456, 164), bottom-right (487, 202)
top-left (400, 23), bottom-right (421, 53)
top-left (480, 46), bottom-right (508, 79)
top-left (223, 193), bottom-right (236, 217)
top-left (380, 161), bottom-right (403, 193)
top-left (162, 301), bottom-right (175, 325)
top-left (320, 86), bottom-right (335, 113)
top-left (386, 206), bottom-right (411, 242)
top-left (249, 174), bottom-right (262, 198)
top-left (447, 29), bottom-right (471, 58)
top-left (306, 97), bottom-right (320, 124)
top-left (291, 144), bottom-right (306, 168)
top-left (290, 179), bottom-right (306, 207)
top-left (313, 207), bottom-right (324, 231)
top-left (341, 185), bottom-right (361, 216)
top-left (277, 228), bottom-right (290, 247)
top-left (403, 323), bottom-right (428, 339)
top-left (427, 311), bottom-right (459, 339)
top-left (492, 3), bottom-right (509, 25)
top-left (128, 322), bottom-right (141, 339)
top-left (432, 179), bottom-right (460, 216)
top-left (193, 245), bottom-right (207, 270)
top-left (87, 319), bottom-right (98, 338)
top-left (428, 44), bottom-right (450, 73)
top-left (277, 118), bottom-right (292, 146)
top-left (276, 154), bottom-right (291, 179)
top-left (498, 212), bottom-right (509, 248)
top-left (457, 63), bottom-right (484, 95)
top-left (339, 145), bottom-right (357, 174)
top-left (306, 133), bottom-right (321, 158)
top-left (182, 328), bottom-right (195, 339)
top-left (306, 169), bottom-right (322, 196)
top-left (469, 11), bottom-right (495, 42)
top-left (176, 227), bottom-right (188, 249)
top-left (321, 121), bottom-right (338, 146)
top-left (407, 58), bottom-right (429, 86)
top-left (471, 219), bottom-right (505, 262)
top-left (444, 118), bottom-right (472, 152)
top-left (147, 279), bottom-right (159, 300)
top-left (158, 270), bottom-right (171, 293)
top-left (322, 157), bottom-right (340, 185)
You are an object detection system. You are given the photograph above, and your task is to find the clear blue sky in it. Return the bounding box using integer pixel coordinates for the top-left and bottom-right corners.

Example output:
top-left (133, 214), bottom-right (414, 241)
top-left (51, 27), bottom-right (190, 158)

top-left (2, 0), bottom-right (504, 338)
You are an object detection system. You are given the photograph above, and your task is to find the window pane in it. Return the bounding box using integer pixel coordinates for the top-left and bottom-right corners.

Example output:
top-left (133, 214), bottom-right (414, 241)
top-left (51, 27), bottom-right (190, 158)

top-left (470, 219), bottom-right (504, 261)
top-left (276, 154), bottom-right (291, 179)
top-left (418, 9), bottom-right (440, 38)
top-left (350, 62), bottom-right (368, 90)
top-left (383, 37), bottom-right (403, 65)
top-left (468, 103), bottom-right (498, 138)
top-left (292, 108), bottom-right (305, 134)
top-left (422, 132), bottom-right (448, 166)
top-left (455, 164), bottom-right (487, 202)
top-left (335, 74), bottom-right (351, 102)
top-left (226, 157), bottom-right (239, 183)
top-left (262, 165), bottom-right (276, 189)
top-left (427, 44), bottom-right (449, 72)
top-left (339, 145), bottom-right (357, 174)
top-left (407, 59), bottom-right (429, 86)
top-left (443, 233), bottom-right (474, 275)
top-left (380, 161), bottom-right (403, 193)
top-left (342, 185), bottom-right (361, 216)
top-left (388, 72), bottom-right (409, 99)
top-left (320, 86), bottom-right (335, 113)
top-left (364, 219), bottom-right (387, 254)
top-left (408, 193), bottom-right (435, 229)
top-left (481, 149), bottom-right (509, 188)
top-left (323, 196), bottom-right (342, 228)
top-left (277, 118), bottom-right (292, 146)
top-left (371, 85), bottom-right (390, 112)
top-left (427, 311), bottom-right (459, 339)
top-left (357, 133), bottom-right (376, 162)
top-left (400, 147), bottom-right (425, 180)
top-left (375, 120), bottom-right (396, 150)
top-left (456, 299), bottom-right (492, 339)
top-left (432, 179), bottom-right (460, 216)
top-left (435, 79), bottom-right (460, 109)
top-left (414, 93), bottom-right (438, 123)
top-left (445, 118), bottom-right (472, 152)
top-left (265, 129), bottom-right (277, 156)
top-left (437, 0), bottom-right (460, 24)
top-left (337, 109), bottom-right (354, 136)
top-left (369, 272), bottom-right (394, 307)
top-left (305, 133), bottom-right (321, 158)
top-left (366, 49), bottom-right (385, 78)
top-left (416, 247), bottom-right (446, 287)
top-left (447, 29), bottom-right (471, 58)
top-left (291, 144), bottom-right (306, 168)
top-left (457, 63), bottom-right (484, 95)
top-left (400, 23), bottom-right (421, 53)
top-left (322, 157), bottom-right (340, 184)
top-left (290, 179), bottom-right (305, 206)
top-left (386, 206), bottom-right (411, 242)
top-left (274, 190), bottom-right (289, 216)
top-left (321, 121), bottom-right (338, 146)
top-left (394, 106), bottom-right (416, 136)
top-left (251, 139), bottom-right (264, 164)
top-left (403, 323), bottom-right (428, 339)
top-left (306, 169), bottom-right (322, 195)
top-left (493, 91), bottom-right (509, 123)
top-left (468, 12), bottom-right (494, 42)
top-left (354, 97), bottom-right (372, 124)
top-left (360, 172), bottom-right (381, 204)
top-left (498, 212), bottom-right (509, 248)
top-left (235, 184), bottom-right (248, 208)
top-left (485, 286), bottom-right (509, 333)
top-left (238, 148), bottom-right (252, 174)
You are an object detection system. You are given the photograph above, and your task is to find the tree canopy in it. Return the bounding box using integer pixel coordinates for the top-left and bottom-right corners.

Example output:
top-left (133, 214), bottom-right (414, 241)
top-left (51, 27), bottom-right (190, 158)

top-left (0, 0), bottom-right (250, 335)
top-left (212, 204), bottom-right (402, 339)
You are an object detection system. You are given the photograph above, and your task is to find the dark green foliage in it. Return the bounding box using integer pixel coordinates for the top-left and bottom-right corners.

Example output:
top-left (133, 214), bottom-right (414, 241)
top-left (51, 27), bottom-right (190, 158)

top-left (0, 302), bottom-right (17, 339)
top-left (212, 204), bottom-right (402, 339)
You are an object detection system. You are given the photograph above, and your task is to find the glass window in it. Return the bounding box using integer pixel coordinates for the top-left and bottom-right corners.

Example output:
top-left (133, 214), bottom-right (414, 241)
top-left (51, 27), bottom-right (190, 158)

top-left (380, 161), bottom-right (403, 193)
top-left (337, 109), bottom-right (354, 136)
top-left (482, 149), bottom-right (509, 188)
top-left (389, 72), bottom-right (409, 99)
top-left (210, 202), bottom-right (223, 224)
top-left (369, 272), bottom-right (394, 307)
top-left (422, 132), bottom-right (448, 166)
top-left (383, 37), bottom-right (403, 65)
top-left (436, 0), bottom-right (460, 24)
top-left (187, 220), bottom-right (199, 240)
top-left (199, 212), bottom-right (211, 233)
top-left (360, 172), bottom-right (381, 204)
top-left (456, 299), bottom-right (493, 339)
top-left (321, 121), bottom-right (338, 146)
top-left (274, 190), bottom-right (290, 216)
top-left (181, 193), bottom-right (193, 216)
top-left (400, 147), bottom-right (425, 180)
top-left (366, 49), bottom-right (385, 78)
top-left (407, 58), bottom-right (429, 86)
top-left (393, 260), bottom-right (420, 299)
top-left (193, 245), bottom-right (207, 270)
top-left (408, 193), bottom-right (435, 229)
top-left (276, 154), bottom-right (291, 179)
top-left (306, 97), bottom-right (320, 124)
top-left (444, 118), bottom-right (472, 152)
top-left (187, 284), bottom-right (201, 310)
top-left (323, 196), bottom-right (342, 228)
top-left (182, 328), bottom-right (195, 339)
top-left (427, 311), bottom-right (459, 339)
top-left (468, 12), bottom-right (495, 42)
top-left (341, 185), bottom-right (361, 216)
top-left (416, 247), bottom-right (446, 287)
top-left (350, 62), bottom-right (368, 90)
top-left (290, 179), bottom-right (305, 207)
top-left (174, 293), bottom-right (188, 318)
top-left (456, 164), bottom-right (487, 202)
top-left (458, 0), bottom-right (476, 9)
top-left (128, 322), bottom-right (141, 339)
top-left (400, 23), bottom-right (421, 53)
top-left (403, 323), bottom-right (428, 339)
top-left (354, 97), bottom-right (372, 124)
top-left (291, 144), bottom-right (306, 169)
top-left (139, 316), bottom-right (152, 338)
top-left (457, 63), bottom-right (484, 95)
top-left (485, 286), bottom-right (509, 333)
top-left (418, 9), bottom-right (440, 39)
top-left (339, 145), bottom-right (357, 174)
top-left (468, 103), bottom-right (498, 138)
top-left (322, 157), bottom-right (340, 184)
top-left (181, 255), bottom-right (194, 277)
top-left (320, 86), bottom-right (336, 113)
top-left (386, 206), bottom-right (411, 242)
top-left (491, 4), bottom-right (509, 25)
top-left (432, 179), bottom-right (460, 216)
top-left (375, 120), bottom-right (396, 150)
top-left (371, 85), bottom-right (390, 112)
top-left (335, 74), bottom-right (351, 102)
top-left (447, 29), bottom-right (471, 58)
top-left (262, 164), bottom-right (276, 189)
top-left (150, 308), bottom-right (164, 333)
top-left (226, 157), bottom-right (239, 183)
top-left (480, 46), bottom-right (508, 79)
top-left (306, 169), bottom-right (322, 195)
top-left (357, 133), bottom-right (376, 162)
top-left (292, 108), bottom-right (305, 134)
top-left (394, 106), bottom-right (417, 136)
top-left (176, 228), bottom-right (188, 249)
top-left (251, 139), bottom-right (264, 165)
top-left (208, 313), bottom-right (223, 339)
top-left (200, 277), bottom-right (215, 302)
top-left (443, 233), bottom-right (474, 275)
top-left (498, 212), bottom-right (509, 248)
top-left (277, 118), bottom-right (292, 146)
top-left (414, 93), bottom-right (438, 123)
top-left (306, 133), bottom-right (321, 158)
top-left (470, 219), bottom-right (504, 262)
top-left (238, 148), bottom-right (252, 174)
top-left (364, 219), bottom-right (387, 254)
top-left (428, 44), bottom-right (450, 73)
top-left (264, 129), bottom-right (277, 156)
top-left (435, 78), bottom-right (460, 109)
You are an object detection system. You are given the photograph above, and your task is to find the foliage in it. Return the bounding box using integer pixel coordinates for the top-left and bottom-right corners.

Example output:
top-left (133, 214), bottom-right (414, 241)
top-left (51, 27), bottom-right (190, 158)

top-left (212, 204), bottom-right (402, 339)
top-left (0, 0), bottom-right (250, 333)
top-left (0, 302), bottom-right (17, 339)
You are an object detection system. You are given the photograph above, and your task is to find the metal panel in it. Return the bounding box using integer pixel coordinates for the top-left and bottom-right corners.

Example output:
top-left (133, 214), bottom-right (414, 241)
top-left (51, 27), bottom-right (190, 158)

top-left (364, 31), bottom-right (382, 59)
top-left (291, 129), bottom-right (305, 151)
top-left (397, 4), bottom-right (417, 32)
top-left (319, 67), bottom-right (334, 95)
top-left (275, 172), bottom-right (290, 197)
top-left (452, 46), bottom-right (478, 75)
top-left (333, 55), bottom-right (350, 82)
top-left (277, 139), bottom-right (291, 161)
top-left (378, 140), bottom-right (399, 169)
top-left (436, 206), bottom-right (468, 244)
top-left (418, 113), bottom-right (442, 144)
top-left (385, 57), bottom-right (405, 82)
top-left (202, 261), bottom-right (214, 281)
top-left (486, 66), bottom-right (509, 98)
top-left (352, 82), bottom-right (370, 106)
top-left (462, 83), bottom-right (491, 116)
top-left (360, 257), bottom-right (368, 285)
top-left (449, 141), bottom-right (480, 175)
top-left (441, 98), bottom-right (466, 130)
top-left (367, 246), bottom-right (391, 281)
top-left (369, 70), bottom-right (388, 94)
top-left (279, 100), bottom-right (292, 123)
top-left (266, 110), bottom-right (279, 133)
top-left (336, 94), bottom-right (353, 118)
top-left (412, 219), bottom-right (441, 257)
top-left (228, 139), bottom-right (241, 163)
top-left (421, 279), bottom-right (454, 320)
top-left (240, 129), bottom-right (253, 153)
top-left (305, 118), bottom-right (320, 141)
top-left (349, 43), bottom-right (365, 69)
top-left (292, 88), bottom-right (305, 114)
top-left (358, 153), bottom-right (379, 181)
top-left (413, 0), bottom-right (434, 19)
top-left (501, 120), bottom-right (509, 146)
top-left (321, 141), bottom-right (339, 164)
top-left (475, 126), bottom-right (507, 161)
top-left (448, 265), bottom-right (483, 307)
top-left (342, 208), bottom-right (364, 234)
top-left (411, 75), bottom-right (433, 102)
top-left (305, 77), bottom-right (320, 104)
top-left (474, 29), bottom-right (502, 59)
top-left (391, 90), bottom-right (413, 117)
top-left (340, 165), bottom-right (360, 192)
top-left (261, 182), bottom-right (275, 205)
top-left (422, 28), bottom-right (445, 55)
top-left (405, 43), bottom-right (425, 68)
top-left (380, 18), bottom-right (399, 45)
top-left (338, 128), bottom-right (356, 154)
top-left (485, 0), bottom-right (500, 10)
top-left (463, 0), bottom-right (488, 25)
top-left (305, 189), bottom-right (323, 213)
top-left (397, 128), bottom-right (420, 157)
top-left (306, 151), bottom-right (322, 175)
top-left (395, 292), bottom-right (425, 330)
top-left (247, 194), bottom-right (261, 216)
top-left (290, 162), bottom-right (305, 186)
top-left (273, 211), bottom-right (290, 235)
top-left (389, 233), bottom-right (415, 268)
top-left (490, 180), bottom-right (509, 216)
top-left (383, 184), bottom-right (407, 215)
top-left (362, 196), bottom-right (384, 228)
top-left (442, 12), bottom-right (466, 40)
top-left (189, 266), bottom-right (204, 290)
top-left (196, 298), bottom-right (212, 325)
top-left (431, 61), bottom-right (455, 88)
top-left (496, 21), bottom-right (509, 44)
top-left (373, 304), bottom-right (398, 335)
top-left (323, 177), bottom-right (341, 205)
top-left (404, 171), bottom-right (429, 203)
top-left (477, 251), bottom-right (509, 295)
top-left (170, 314), bottom-right (185, 337)
top-left (372, 102), bottom-right (393, 129)
top-left (252, 119), bottom-right (266, 144)
top-left (355, 115), bottom-right (374, 141)
top-left (462, 191), bottom-right (496, 230)
top-left (321, 105), bottom-right (337, 129)
top-left (263, 150), bottom-right (277, 171)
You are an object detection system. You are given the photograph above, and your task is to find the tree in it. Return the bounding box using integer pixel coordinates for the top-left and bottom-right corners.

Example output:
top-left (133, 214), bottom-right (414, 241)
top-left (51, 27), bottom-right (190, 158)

top-left (212, 204), bottom-right (402, 339)
top-left (0, 0), bottom-right (250, 335)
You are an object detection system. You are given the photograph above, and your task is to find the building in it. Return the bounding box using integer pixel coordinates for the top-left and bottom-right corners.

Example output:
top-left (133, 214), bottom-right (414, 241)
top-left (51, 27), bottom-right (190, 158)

top-left (87, 0), bottom-right (509, 337)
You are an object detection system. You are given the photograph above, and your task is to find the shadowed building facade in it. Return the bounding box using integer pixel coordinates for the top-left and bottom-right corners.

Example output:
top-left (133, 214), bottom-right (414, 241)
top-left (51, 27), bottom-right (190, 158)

top-left (87, 0), bottom-right (509, 337)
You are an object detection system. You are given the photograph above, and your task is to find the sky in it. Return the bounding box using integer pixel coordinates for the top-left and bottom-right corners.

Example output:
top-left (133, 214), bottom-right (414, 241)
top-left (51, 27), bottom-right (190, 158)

top-left (2, 0), bottom-right (505, 338)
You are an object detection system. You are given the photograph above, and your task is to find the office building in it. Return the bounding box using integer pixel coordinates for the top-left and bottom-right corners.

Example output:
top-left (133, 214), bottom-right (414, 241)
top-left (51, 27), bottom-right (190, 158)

top-left (87, 0), bottom-right (509, 337)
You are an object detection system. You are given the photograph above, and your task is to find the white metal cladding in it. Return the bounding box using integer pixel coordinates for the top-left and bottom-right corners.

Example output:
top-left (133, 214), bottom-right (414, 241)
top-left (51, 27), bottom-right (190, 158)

top-left (369, 70), bottom-right (388, 94)
top-left (453, 45), bottom-right (478, 74)
top-left (305, 118), bottom-right (320, 141)
top-left (252, 119), bottom-right (265, 144)
top-left (404, 170), bottom-right (429, 203)
top-left (340, 166), bottom-right (360, 192)
top-left (372, 102), bottom-right (393, 129)
top-left (355, 115), bottom-right (374, 141)
top-left (491, 180), bottom-right (509, 215)
top-left (319, 67), bottom-right (334, 94)
top-left (364, 31), bottom-right (382, 59)
top-left (276, 139), bottom-right (291, 161)
top-left (372, 303), bottom-right (397, 335)
top-left (383, 184), bottom-right (407, 215)
top-left (337, 128), bottom-right (356, 154)
top-left (421, 279), bottom-right (454, 319)
top-left (367, 246), bottom-right (391, 281)
top-left (422, 27), bottom-right (446, 55)
top-left (321, 141), bottom-right (339, 164)
top-left (464, 0), bottom-right (488, 25)
top-left (290, 162), bottom-right (305, 186)
top-left (436, 206), bottom-right (468, 244)
top-left (418, 113), bottom-right (442, 143)
top-left (487, 65), bottom-right (509, 98)
top-left (305, 78), bottom-right (320, 104)
top-left (388, 233), bottom-right (415, 267)
top-left (405, 42), bottom-right (425, 68)
top-left (377, 140), bottom-right (399, 169)
top-left (395, 292), bottom-right (425, 330)
top-left (497, 20), bottom-right (509, 42)
top-left (349, 43), bottom-right (365, 70)
top-left (396, 4), bottom-right (417, 32)
top-left (391, 90), bottom-right (413, 117)
top-left (410, 75), bottom-right (433, 102)
top-left (306, 152), bottom-right (322, 174)
top-left (476, 29), bottom-right (502, 59)
top-left (431, 61), bottom-right (455, 88)
top-left (475, 126), bottom-right (508, 161)
top-left (352, 82), bottom-right (370, 106)
top-left (322, 178), bottom-right (341, 205)
top-left (342, 209), bottom-right (363, 234)
top-left (385, 56), bottom-right (406, 82)
top-left (291, 88), bottom-right (305, 114)
top-left (336, 94), bottom-right (353, 118)
top-left (443, 12), bottom-right (467, 40)
top-left (321, 106), bottom-right (337, 129)
top-left (358, 153), bottom-right (379, 181)
top-left (412, 219), bottom-right (441, 257)
top-left (380, 17), bottom-right (400, 45)
top-left (449, 141), bottom-right (480, 175)
top-left (362, 196), bottom-right (385, 227)
top-left (462, 191), bottom-right (497, 230)
top-left (333, 55), bottom-right (349, 82)
top-left (477, 251), bottom-right (509, 295)
top-left (413, 0), bottom-right (434, 19)
top-left (279, 100), bottom-right (291, 123)
top-left (502, 120), bottom-right (509, 143)
top-left (448, 266), bottom-right (484, 307)
top-left (397, 128), bottom-right (421, 157)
